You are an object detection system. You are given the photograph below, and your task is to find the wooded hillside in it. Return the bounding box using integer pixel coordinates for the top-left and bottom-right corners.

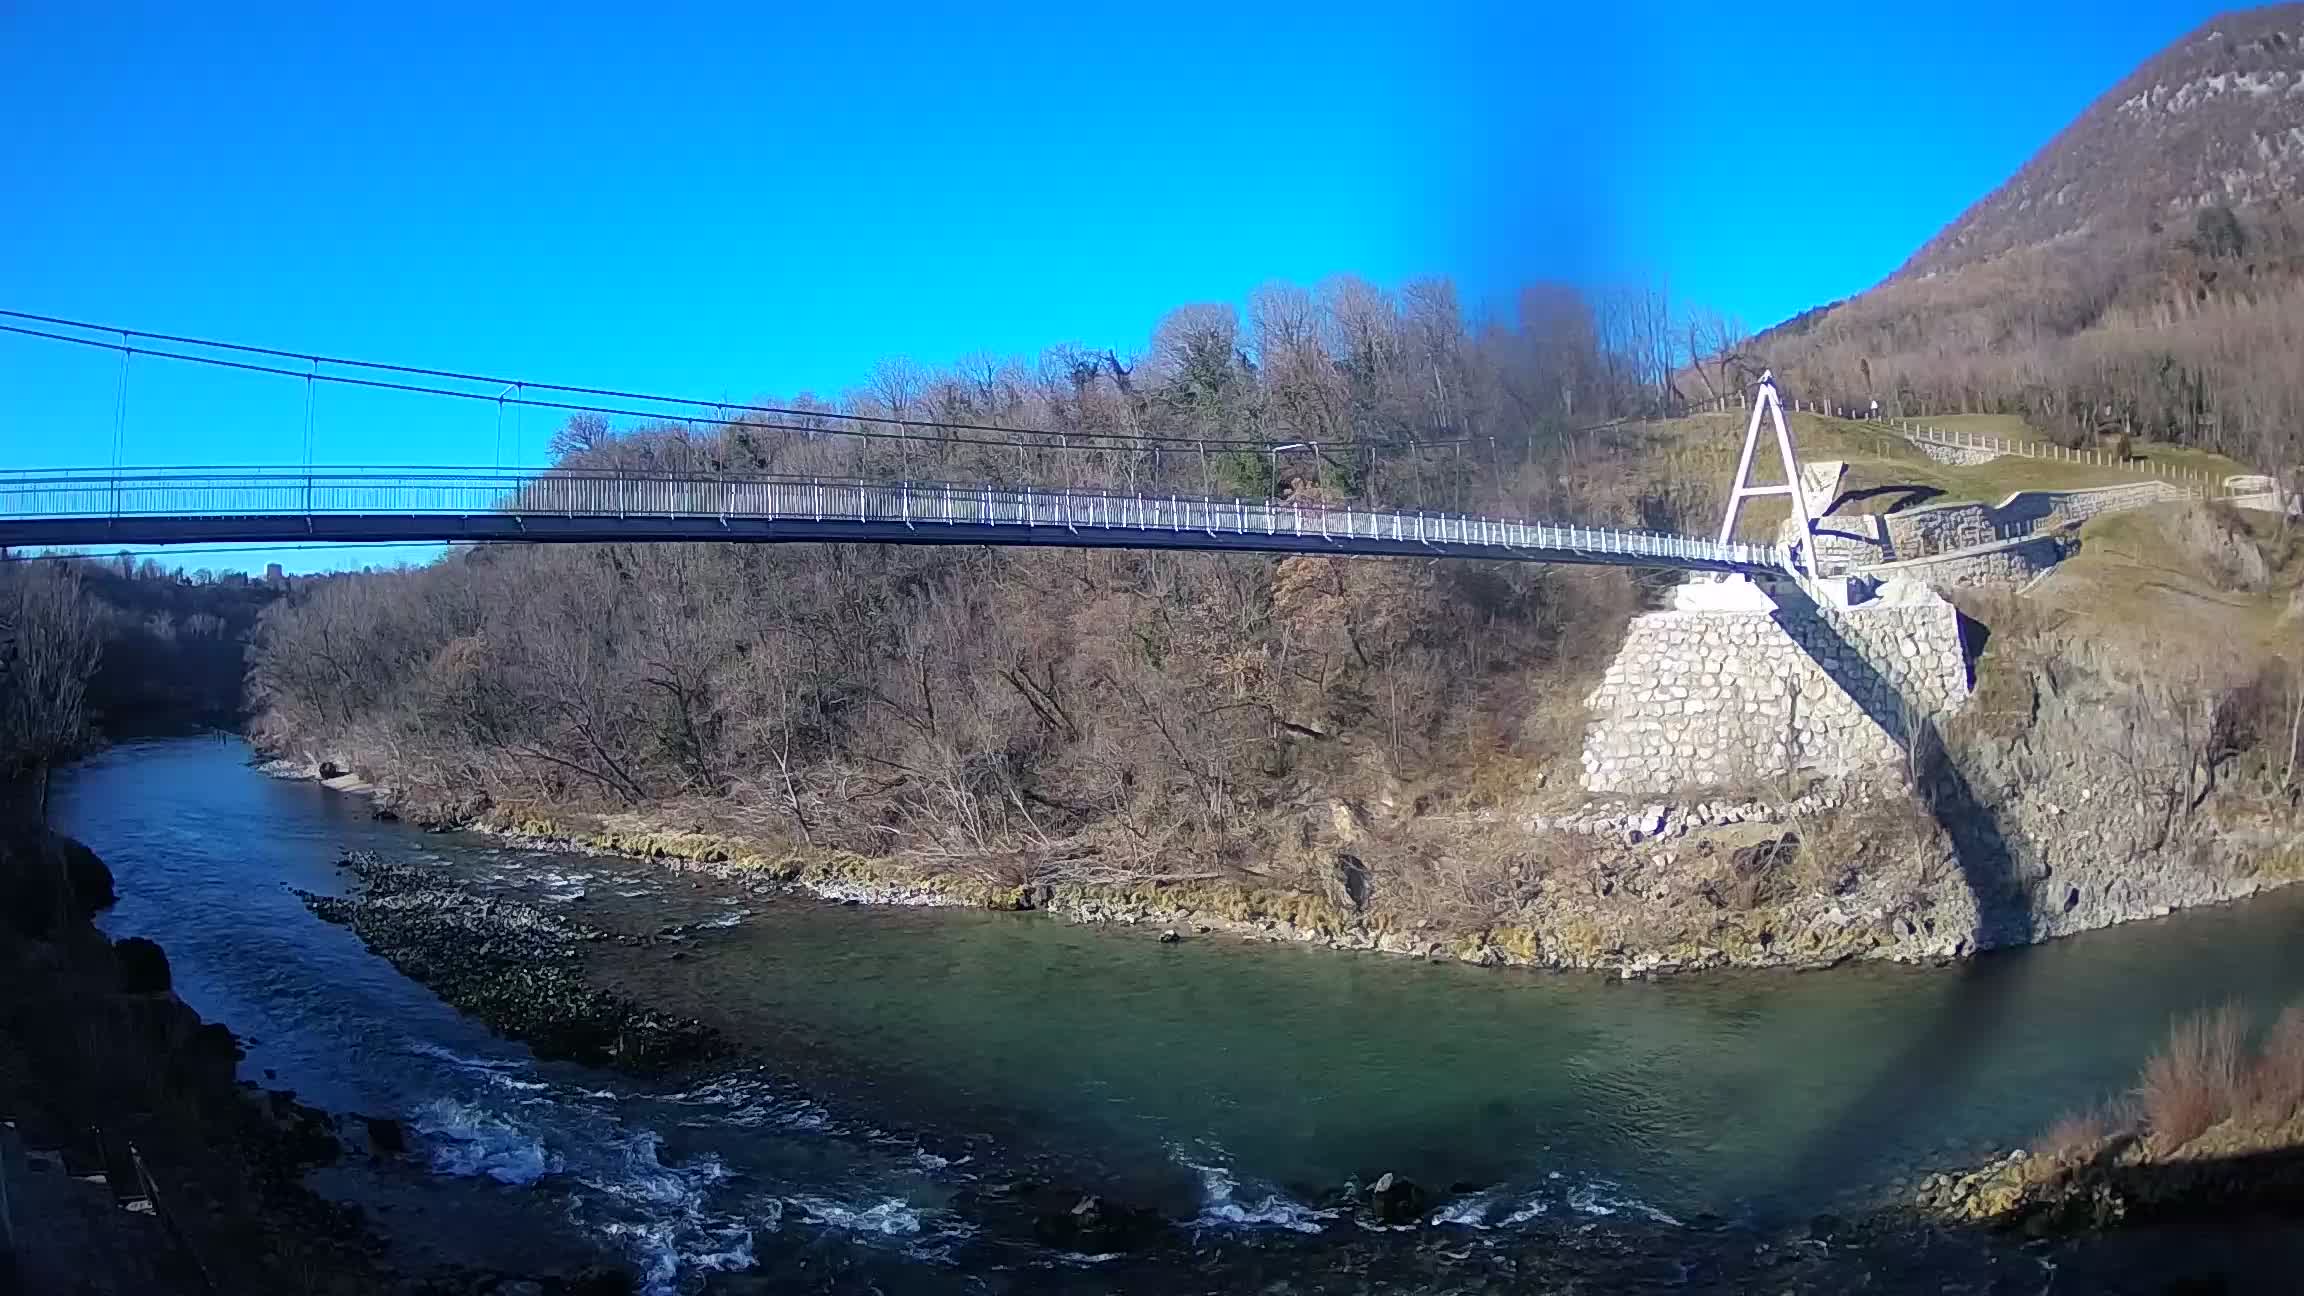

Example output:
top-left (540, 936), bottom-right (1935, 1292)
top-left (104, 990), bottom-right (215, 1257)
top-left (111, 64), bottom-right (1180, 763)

top-left (246, 279), bottom-right (1709, 914)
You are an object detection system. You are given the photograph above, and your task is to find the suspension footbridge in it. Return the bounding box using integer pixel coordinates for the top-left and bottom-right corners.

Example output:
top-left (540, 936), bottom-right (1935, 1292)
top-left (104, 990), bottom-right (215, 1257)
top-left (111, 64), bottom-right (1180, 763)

top-left (0, 467), bottom-right (1784, 573)
top-left (0, 312), bottom-right (1810, 576)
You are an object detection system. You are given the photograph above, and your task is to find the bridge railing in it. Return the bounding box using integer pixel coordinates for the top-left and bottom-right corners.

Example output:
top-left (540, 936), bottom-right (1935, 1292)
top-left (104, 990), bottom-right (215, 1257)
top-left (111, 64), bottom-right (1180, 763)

top-left (0, 466), bottom-right (1783, 571)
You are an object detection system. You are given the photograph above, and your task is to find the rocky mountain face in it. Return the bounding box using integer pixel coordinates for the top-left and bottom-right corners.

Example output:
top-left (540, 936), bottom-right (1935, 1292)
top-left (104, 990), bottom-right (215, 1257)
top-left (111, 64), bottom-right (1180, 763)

top-left (1899, 5), bottom-right (2304, 281)
top-left (1751, 7), bottom-right (2304, 462)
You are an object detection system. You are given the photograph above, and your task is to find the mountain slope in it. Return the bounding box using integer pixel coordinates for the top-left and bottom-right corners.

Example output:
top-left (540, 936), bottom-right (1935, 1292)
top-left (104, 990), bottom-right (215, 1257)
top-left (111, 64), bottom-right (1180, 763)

top-left (1757, 5), bottom-right (2304, 468)
top-left (1901, 5), bottom-right (2304, 280)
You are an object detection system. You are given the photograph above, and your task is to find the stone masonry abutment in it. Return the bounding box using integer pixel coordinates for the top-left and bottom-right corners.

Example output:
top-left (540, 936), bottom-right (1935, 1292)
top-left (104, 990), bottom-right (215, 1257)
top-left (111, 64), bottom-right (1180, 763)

top-left (1579, 578), bottom-right (1969, 795)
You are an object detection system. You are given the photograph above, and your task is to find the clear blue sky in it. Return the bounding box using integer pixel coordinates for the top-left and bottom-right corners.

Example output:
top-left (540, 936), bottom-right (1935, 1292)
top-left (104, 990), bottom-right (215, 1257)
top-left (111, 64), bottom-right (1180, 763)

top-left (0, 0), bottom-right (2246, 570)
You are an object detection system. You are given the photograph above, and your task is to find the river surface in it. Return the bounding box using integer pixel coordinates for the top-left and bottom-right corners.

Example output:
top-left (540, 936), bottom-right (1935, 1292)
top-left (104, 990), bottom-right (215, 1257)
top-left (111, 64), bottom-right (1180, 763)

top-left (54, 737), bottom-right (2304, 1292)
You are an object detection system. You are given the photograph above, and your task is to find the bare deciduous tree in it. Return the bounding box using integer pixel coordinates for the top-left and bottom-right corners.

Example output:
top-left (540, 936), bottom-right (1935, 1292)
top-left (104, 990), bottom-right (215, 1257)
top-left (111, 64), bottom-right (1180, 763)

top-left (0, 562), bottom-right (104, 819)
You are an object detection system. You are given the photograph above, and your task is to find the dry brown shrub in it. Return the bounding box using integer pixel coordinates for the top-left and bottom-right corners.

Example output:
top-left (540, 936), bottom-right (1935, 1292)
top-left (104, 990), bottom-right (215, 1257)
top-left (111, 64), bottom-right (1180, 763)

top-left (2033, 994), bottom-right (2304, 1174)
top-left (1371, 827), bottom-right (1539, 932)
top-left (2136, 1002), bottom-right (2249, 1155)
top-left (2247, 1001), bottom-right (2304, 1124)
top-left (2030, 1106), bottom-right (2113, 1172)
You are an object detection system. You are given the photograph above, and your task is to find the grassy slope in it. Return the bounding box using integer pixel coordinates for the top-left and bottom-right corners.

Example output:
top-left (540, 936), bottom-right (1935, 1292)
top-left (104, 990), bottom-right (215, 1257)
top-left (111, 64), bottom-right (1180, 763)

top-left (1627, 413), bottom-right (2292, 730)
top-left (1958, 503), bottom-right (2302, 757)
top-left (1847, 413), bottom-right (2251, 494)
top-left (1631, 412), bottom-right (2254, 543)
top-left (2029, 505), bottom-right (2301, 654)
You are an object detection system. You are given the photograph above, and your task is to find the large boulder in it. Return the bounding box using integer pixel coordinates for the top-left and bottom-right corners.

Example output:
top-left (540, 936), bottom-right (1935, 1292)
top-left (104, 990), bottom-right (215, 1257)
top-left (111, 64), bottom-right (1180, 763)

top-left (363, 1114), bottom-right (408, 1157)
top-left (1368, 1172), bottom-right (1427, 1224)
top-left (0, 830), bottom-right (117, 937)
top-left (1033, 1194), bottom-right (1169, 1252)
top-left (55, 835), bottom-right (116, 914)
top-left (115, 935), bottom-right (172, 992)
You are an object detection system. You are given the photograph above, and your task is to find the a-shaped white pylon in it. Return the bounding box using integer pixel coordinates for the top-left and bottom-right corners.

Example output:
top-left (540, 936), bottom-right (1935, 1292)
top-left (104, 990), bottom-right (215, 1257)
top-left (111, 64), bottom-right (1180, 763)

top-left (1716, 372), bottom-right (1818, 578)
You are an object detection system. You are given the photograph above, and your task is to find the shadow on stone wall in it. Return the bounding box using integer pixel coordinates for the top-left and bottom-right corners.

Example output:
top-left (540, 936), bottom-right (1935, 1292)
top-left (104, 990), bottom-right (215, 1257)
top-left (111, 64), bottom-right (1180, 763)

top-left (1760, 579), bottom-right (2027, 943)
top-left (1884, 481), bottom-right (2186, 556)
top-left (1832, 484), bottom-right (1945, 515)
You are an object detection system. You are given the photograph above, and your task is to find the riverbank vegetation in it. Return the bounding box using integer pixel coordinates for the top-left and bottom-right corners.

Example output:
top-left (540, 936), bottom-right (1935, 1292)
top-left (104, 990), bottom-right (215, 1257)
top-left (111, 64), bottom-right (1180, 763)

top-left (72, 557), bottom-right (283, 733)
top-left (1, 557), bottom-right (279, 811)
top-left (246, 279), bottom-right (1711, 925)
top-left (237, 274), bottom-right (2304, 964)
top-left (0, 561), bottom-right (102, 811)
top-left (1924, 996), bottom-right (2304, 1232)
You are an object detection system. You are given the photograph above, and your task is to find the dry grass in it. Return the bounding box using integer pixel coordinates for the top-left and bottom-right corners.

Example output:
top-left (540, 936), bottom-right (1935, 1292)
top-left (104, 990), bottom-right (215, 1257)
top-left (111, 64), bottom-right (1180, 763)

top-left (1795, 789), bottom-right (1940, 875)
top-left (1691, 793), bottom-right (1938, 913)
top-left (1629, 411), bottom-right (2228, 545)
top-left (2031, 1106), bottom-right (2116, 1171)
top-left (2030, 504), bottom-right (2296, 663)
top-left (1917, 414), bottom-right (2056, 445)
top-left (2136, 1001), bottom-right (2249, 1155)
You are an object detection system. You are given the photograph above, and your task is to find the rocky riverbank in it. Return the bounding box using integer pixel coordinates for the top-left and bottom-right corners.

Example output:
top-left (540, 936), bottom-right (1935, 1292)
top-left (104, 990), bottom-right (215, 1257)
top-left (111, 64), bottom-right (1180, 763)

top-left (0, 821), bottom-right (638, 1295)
top-left (259, 757), bottom-right (1932, 974)
top-left (257, 596), bottom-right (2304, 987)
top-left (1914, 1130), bottom-right (2304, 1238)
top-left (297, 852), bottom-right (723, 1074)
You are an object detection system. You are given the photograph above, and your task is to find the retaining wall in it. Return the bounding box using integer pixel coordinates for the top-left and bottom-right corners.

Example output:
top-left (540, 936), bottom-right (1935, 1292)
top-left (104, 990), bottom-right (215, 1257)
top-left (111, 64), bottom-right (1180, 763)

top-left (1580, 587), bottom-right (1969, 795)
top-left (1777, 481), bottom-right (2185, 571)
top-left (1859, 534), bottom-right (2067, 590)
top-left (1882, 481), bottom-right (2188, 557)
top-left (1801, 513), bottom-right (1892, 569)
top-left (2227, 490), bottom-right (2295, 515)
top-left (1913, 441), bottom-right (2005, 466)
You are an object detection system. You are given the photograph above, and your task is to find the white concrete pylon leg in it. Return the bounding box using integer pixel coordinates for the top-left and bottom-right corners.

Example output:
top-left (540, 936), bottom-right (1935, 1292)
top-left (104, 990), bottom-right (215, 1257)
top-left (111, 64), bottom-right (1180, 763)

top-left (1715, 374), bottom-right (1816, 578)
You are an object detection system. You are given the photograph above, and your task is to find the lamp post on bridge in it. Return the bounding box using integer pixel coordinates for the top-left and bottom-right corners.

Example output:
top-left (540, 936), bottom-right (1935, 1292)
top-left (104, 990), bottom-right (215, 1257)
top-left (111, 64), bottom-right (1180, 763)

top-left (1269, 442), bottom-right (1310, 494)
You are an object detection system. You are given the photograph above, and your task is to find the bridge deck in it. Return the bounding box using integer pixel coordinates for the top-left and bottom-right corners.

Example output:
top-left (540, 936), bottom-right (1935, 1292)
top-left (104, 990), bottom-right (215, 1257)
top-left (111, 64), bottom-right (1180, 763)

top-left (0, 469), bottom-right (1782, 573)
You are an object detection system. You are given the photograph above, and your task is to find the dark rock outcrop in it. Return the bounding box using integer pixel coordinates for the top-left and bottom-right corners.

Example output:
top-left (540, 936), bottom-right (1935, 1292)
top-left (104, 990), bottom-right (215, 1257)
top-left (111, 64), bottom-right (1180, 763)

top-left (1368, 1172), bottom-right (1426, 1225)
top-left (0, 829), bottom-right (115, 937)
top-left (362, 1114), bottom-right (408, 1157)
top-left (2, 824), bottom-right (639, 1294)
top-left (1030, 1193), bottom-right (1170, 1252)
top-left (0, 827), bottom-right (356, 1291)
top-left (116, 934), bottom-right (172, 992)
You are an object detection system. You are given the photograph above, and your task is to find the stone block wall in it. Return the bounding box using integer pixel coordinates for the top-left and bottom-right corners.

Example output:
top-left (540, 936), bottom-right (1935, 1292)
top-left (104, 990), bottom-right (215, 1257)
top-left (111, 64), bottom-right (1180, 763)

top-left (1860, 534), bottom-right (2066, 590)
top-left (1885, 502), bottom-right (2003, 555)
top-left (1913, 440), bottom-right (2005, 466)
top-left (1882, 481), bottom-right (2187, 558)
top-left (2228, 490), bottom-right (2292, 515)
top-left (2054, 480), bottom-right (2191, 520)
top-left (1580, 592), bottom-right (1969, 795)
top-left (1774, 482), bottom-right (2185, 577)
top-left (1781, 512), bottom-right (1891, 569)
